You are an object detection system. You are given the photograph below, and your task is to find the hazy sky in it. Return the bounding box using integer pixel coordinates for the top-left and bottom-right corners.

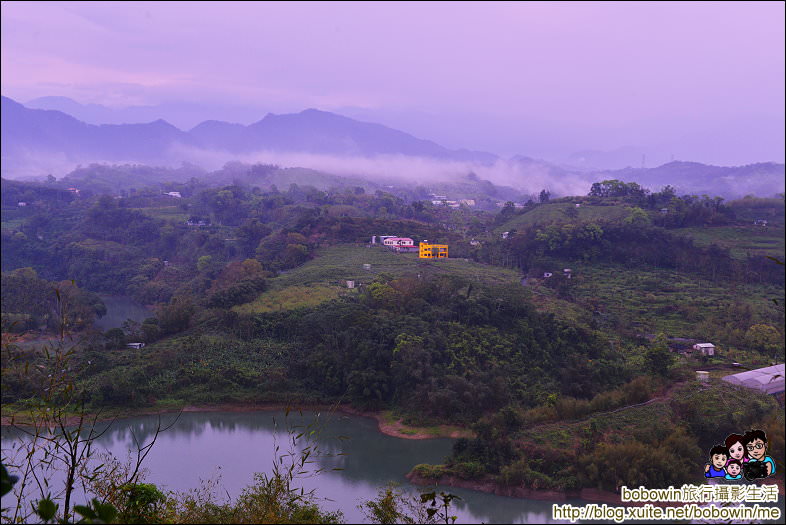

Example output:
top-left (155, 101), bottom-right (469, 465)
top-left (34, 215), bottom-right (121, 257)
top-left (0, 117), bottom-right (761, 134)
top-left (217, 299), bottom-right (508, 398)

top-left (2, 1), bottom-right (784, 165)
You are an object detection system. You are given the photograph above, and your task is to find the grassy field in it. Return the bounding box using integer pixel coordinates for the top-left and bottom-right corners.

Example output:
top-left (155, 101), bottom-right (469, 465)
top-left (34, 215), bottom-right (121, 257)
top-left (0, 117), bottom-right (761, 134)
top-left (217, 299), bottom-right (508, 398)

top-left (528, 260), bottom-right (783, 341)
top-left (270, 244), bottom-right (523, 289)
top-left (1, 218), bottom-right (24, 232)
top-left (496, 203), bottom-right (630, 233)
top-left (132, 206), bottom-right (190, 224)
top-left (674, 224), bottom-right (785, 259)
top-left (233, 285), bottom-right (344, 314)
top-left (236, 244), bottom-right (524, 313)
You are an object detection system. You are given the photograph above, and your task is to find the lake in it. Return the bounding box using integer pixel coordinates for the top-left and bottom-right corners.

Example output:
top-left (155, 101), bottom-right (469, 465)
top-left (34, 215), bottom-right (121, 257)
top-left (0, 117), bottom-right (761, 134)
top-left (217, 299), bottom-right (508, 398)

top-left (1, 410), bottom-right (583, 523)
top-left (93, 295), bottom-right (153, 331)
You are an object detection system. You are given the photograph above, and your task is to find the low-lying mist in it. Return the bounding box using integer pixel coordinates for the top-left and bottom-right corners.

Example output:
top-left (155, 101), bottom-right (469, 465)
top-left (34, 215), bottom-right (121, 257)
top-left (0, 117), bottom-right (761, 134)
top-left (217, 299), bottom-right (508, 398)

top-left (5, 143), bottom-right (783, 200)
top-left (168, 144), bottom-right (595, 196)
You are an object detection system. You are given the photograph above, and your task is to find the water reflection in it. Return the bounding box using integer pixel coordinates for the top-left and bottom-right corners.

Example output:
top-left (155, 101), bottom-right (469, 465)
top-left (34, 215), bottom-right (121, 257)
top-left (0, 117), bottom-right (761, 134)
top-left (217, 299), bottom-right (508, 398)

top-left (94, 295), bottom-right (152, 330)
top-left (1, 410), bottom-right (613, 523)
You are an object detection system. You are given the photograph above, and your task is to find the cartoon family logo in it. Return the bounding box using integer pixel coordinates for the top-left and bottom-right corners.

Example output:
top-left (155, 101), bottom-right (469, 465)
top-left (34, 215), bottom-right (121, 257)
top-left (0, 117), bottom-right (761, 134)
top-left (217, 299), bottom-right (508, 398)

top-left (704, 429), bottom-right (776, 482)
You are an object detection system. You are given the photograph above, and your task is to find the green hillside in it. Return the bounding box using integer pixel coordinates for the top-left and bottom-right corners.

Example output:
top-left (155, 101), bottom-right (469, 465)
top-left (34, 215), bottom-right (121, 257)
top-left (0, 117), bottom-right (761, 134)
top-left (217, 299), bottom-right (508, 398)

top-left (271, 244), bottom-right (520, 289)
top-left (674, 224), bottom-right (785, 260)
top-left (496, 202), bottom-right (631, 233)
top-left (527, 260), bottom-right (784, 347)
top-left (236, 244), bottom-right (523, 313)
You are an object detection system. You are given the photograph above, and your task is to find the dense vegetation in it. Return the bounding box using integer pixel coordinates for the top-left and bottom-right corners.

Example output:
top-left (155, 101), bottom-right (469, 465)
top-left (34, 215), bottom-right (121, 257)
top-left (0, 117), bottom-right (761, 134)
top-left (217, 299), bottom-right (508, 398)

top-left (2, 168), bottom-right (784, 505)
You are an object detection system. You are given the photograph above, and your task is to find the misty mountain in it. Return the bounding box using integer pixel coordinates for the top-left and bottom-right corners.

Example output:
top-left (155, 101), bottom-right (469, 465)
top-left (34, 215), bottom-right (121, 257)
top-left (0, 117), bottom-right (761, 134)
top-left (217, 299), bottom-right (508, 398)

top-left (2, 97), bottom-right (497, 179)
top-left (190, 108), bottom-right (496, 163)
top-left (594, 161), bottom-right (785, 198)
top-left (1, 96), bottom-right (197, 166)
top-left (510, 155), bottom-right (578, 178)
top-left (25, 96), bottom-right (262, 130)
top-left (4, 96), bottom-right (783, 199)
top-left (563, 146), bottom-right (660, 171)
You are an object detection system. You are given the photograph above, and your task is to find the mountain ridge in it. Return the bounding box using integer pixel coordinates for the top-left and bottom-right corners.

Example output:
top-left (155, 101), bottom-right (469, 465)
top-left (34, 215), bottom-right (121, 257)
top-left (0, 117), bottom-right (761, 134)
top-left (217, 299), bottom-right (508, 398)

top-left (5, 96), bottom-right (497, 166)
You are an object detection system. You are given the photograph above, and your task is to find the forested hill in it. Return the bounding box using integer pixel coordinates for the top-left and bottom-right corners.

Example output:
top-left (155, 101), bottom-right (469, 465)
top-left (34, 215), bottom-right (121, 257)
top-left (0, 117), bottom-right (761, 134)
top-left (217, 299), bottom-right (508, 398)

top-left (2, 173), bottom-right (784, 498)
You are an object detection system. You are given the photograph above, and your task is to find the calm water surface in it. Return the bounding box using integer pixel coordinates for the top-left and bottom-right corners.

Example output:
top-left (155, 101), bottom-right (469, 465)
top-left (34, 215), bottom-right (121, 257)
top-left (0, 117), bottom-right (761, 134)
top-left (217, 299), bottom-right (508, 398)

top-left (2, 410), bottom-right (584, 523)
top-left (94, 295), bottom-right (152, 330)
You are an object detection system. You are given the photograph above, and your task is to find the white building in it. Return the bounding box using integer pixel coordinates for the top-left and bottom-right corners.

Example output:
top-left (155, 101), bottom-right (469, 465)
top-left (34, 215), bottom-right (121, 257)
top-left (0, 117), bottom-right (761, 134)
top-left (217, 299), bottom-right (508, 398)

top-left (722, 364), bottom-right (785, 395)
top-left (383, 237), bottom-right (414, 247)
top-left (692, 343), bottom-right (716, 356)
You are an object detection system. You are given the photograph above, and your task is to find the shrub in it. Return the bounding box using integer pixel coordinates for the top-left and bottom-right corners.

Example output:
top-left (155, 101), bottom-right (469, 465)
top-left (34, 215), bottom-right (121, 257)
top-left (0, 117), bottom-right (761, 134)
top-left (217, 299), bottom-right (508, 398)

top-left (411, 464), bottom-right (447, 480)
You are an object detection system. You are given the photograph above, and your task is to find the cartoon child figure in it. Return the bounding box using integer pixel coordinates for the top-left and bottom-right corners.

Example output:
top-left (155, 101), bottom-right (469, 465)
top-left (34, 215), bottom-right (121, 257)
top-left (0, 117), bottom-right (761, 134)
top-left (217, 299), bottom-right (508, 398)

top-left (724, 433), bottom-right (749, 466)
top-left (725, 459), bottom-right (743, 481)
top-left (743, 429), bottom-right (775, 477)
top-left (704, 444), bottom-right (729, 478)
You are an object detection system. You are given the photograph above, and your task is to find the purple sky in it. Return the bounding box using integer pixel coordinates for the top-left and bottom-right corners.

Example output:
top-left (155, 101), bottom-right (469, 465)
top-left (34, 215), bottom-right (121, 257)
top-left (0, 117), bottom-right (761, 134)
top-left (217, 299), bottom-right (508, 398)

top-left (2, 1), bottom-right (784, 165)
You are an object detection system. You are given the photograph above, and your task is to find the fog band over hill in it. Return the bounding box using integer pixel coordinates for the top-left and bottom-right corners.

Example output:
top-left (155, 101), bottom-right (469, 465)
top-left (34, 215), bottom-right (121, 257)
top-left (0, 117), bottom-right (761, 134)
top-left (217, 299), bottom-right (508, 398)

top-left (168, 144), bottom-right (595, 196)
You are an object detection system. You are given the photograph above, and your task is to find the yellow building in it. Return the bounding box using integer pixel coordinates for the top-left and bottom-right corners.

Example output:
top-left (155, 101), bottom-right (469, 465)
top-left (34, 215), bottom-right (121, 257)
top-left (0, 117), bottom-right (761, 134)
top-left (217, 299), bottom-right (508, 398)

top-left (419, 242), bottom-right (448, 259)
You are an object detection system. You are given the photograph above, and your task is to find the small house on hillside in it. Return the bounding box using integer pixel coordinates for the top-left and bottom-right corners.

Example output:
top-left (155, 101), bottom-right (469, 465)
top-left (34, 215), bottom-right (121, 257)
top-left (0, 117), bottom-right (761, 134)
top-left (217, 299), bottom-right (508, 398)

top-left (383, 237), bottom-right (414, 247)
top-left (164, 191), bottom-right (182, 198)
top-left (692, 342), bottom-right (716, 356)
top-left (754, 219), bottom-right (768, 226)
top-left (127, 342), bottom-right (145, 349)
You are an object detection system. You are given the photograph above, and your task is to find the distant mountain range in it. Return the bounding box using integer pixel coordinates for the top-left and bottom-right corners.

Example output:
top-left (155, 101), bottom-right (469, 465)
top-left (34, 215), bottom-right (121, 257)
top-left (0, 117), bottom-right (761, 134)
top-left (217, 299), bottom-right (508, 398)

top-left (2, 96), bottom-right (783, 198)
top-left (593, 161), bottom-right (785, 199)
top-left (1, 96), bottom-right (495, 172)
top-left (25, 96), bottom-right (260, 130)
top-left (563, 146), bottom-right (671, 171)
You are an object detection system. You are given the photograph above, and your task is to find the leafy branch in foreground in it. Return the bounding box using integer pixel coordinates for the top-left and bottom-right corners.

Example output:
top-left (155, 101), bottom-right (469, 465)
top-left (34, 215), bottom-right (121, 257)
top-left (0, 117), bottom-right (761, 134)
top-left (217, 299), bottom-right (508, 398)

top-left (359, 484), bottom-right (461, 525)
top-left (1, 286), bottom-right (178, 524)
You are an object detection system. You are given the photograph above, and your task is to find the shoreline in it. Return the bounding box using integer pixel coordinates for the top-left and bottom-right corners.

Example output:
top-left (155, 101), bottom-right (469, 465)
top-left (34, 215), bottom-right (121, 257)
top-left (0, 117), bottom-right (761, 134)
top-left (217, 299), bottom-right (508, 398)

top-left (1, 402), bottom-right (471, 441)
top-left (5, 402), bottom-right (782, 504)
top-left (406, 472), bottom-right (786, 505)
top-left (406, 471), bottom-right (626, 505)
